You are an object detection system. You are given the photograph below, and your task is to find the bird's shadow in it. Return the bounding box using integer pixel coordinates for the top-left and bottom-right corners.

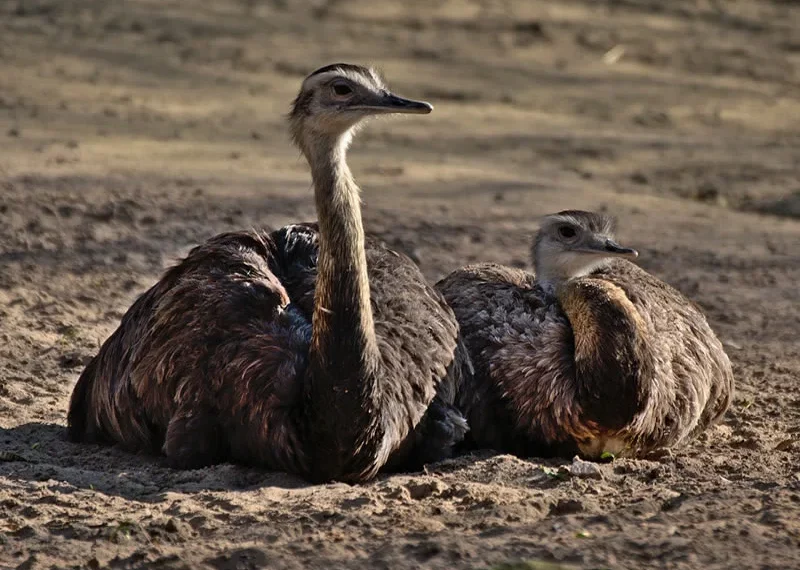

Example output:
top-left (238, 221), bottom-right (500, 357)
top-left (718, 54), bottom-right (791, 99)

top-left (0, 422), bottom-right (312, 502)
top-left (1, 422), bottom-right (486, 502)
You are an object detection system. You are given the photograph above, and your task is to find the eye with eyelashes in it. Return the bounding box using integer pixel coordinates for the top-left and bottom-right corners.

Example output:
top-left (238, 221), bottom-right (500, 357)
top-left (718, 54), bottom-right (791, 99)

top-left (331, 81), bottom-right (353, 97)
top-left (557, 225), bottom-right (578, 240)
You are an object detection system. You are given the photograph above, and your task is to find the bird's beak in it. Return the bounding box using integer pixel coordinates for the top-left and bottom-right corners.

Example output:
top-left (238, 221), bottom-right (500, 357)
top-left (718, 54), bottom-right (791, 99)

top-left (577, 237), bottom-right (639, 259)
top-left (383, 93), bottom-right (433, 114)
top-left (602, 238), bottom-right (639, 259)
top-left (356, 92), bottom-right (433, 115)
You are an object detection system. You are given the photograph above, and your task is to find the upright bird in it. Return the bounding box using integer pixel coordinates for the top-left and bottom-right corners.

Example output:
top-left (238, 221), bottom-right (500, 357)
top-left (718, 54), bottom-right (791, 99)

top-left (67, 63), bottom-right (469, 483)
top-left (437, 210), bottom-right (733, 459)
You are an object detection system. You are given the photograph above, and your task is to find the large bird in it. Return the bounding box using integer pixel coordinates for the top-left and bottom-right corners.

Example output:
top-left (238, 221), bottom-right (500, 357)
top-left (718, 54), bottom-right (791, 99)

top-left (437, 210), bottom-right (733, 459)
top-left (67, 63), bottom-right (469, 483)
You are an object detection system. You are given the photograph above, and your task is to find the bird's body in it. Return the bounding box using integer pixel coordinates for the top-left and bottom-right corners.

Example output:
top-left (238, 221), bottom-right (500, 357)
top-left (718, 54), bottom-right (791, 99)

top-left (68, 64), bottom-right (468, 483)
top-left (438, 211), bottom-right (733, 459)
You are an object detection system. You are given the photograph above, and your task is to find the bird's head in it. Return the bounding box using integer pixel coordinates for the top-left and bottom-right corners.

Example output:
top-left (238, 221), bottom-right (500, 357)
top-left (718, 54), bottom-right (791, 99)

top-left (289, 63), bottom-right (432, 152)
top-left (532, 210), bottom-right (639, 290)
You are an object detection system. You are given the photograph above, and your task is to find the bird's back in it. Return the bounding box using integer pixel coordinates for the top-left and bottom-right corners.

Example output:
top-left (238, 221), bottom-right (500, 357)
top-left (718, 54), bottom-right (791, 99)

top-left (436, 263), bottom-right (569, 456)
top-left (68, 227), bottom-right (309, 468)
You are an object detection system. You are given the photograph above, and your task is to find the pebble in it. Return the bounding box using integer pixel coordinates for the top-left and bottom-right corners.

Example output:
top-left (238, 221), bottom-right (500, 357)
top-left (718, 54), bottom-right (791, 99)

top-left (568, 456), bottom-right (604, 480)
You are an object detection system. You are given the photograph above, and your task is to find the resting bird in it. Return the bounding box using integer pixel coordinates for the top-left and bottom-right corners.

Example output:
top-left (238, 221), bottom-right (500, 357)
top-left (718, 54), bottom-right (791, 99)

top-left (437, 210), bottom-right (734, 459)
top-left (67, 63), bottom-right (469, 483)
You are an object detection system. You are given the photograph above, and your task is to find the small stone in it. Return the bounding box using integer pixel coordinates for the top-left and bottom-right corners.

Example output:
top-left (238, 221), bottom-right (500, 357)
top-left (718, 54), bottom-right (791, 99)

top-left (569, 456), bottom-right (604, 479)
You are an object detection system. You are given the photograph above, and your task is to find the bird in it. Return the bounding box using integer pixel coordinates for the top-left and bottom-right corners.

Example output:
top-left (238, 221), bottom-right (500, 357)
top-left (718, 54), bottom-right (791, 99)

top-left (437, 210), bottom-right (734, 460)
top-left (67, 63), bottom-right (469, 484)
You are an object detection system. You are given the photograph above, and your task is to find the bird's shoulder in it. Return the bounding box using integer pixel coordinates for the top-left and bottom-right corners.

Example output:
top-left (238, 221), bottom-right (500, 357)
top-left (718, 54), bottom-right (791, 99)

top-left (589, 259), bottom-right (708, 321)
top-left (437, 262), bottom-right (541, 320)
top-left (437, 262), bottom-right (537, 293)
top-left (364, 235), bottom-right (458, 326)
top-left (136, 228), bottom-right (295, 334)
top-left (436, 263), bottom-right (555, 353)
top-left (168, 228), bottom-right (280, 281)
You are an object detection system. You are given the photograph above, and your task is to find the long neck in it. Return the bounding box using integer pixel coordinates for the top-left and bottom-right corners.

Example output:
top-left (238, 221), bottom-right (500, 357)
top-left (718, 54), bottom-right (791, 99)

top-left (307, 132), bottom-right (378, 369)
top-left (303, 131), bottom-right (381, 480)
top-left (557, 279), bottom-right (652, 431)
top-left (534, 248), bottom-right (610, 294)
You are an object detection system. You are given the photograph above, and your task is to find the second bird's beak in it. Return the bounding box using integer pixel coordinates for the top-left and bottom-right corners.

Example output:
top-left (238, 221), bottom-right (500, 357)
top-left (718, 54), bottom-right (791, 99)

top-left (359, 92), bottom-right (433, 115)
top-left (602, 238), bottom-right (639, 259)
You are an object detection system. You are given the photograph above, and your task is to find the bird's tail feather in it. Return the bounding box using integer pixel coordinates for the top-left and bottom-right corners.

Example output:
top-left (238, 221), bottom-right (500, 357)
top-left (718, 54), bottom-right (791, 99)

top-left (66, 356), bottom-right (97, 442)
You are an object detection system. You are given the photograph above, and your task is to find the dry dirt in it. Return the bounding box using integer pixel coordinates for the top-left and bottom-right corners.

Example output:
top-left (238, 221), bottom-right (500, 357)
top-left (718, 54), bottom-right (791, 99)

top-left (1, 1), bottom-right (800, 568)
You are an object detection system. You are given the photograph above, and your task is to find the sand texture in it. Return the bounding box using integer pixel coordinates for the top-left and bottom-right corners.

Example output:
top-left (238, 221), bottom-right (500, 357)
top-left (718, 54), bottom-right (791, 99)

top-left (1, 0), bottom-right (799, 568)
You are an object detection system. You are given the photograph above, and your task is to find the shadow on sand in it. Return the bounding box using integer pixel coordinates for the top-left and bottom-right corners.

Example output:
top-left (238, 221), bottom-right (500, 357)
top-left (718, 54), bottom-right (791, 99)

top-left (1, 422), bottom-right (312, 502)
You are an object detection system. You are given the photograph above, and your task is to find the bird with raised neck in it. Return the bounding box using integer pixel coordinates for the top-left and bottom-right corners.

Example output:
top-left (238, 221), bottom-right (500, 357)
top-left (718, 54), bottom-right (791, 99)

top-left (67, 63), bottom-right (469, 483)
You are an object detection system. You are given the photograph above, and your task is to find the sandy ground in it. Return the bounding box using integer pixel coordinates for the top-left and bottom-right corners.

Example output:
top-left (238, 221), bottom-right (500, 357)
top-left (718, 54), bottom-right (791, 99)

top-left (1, 0), bottom-right (799, 568)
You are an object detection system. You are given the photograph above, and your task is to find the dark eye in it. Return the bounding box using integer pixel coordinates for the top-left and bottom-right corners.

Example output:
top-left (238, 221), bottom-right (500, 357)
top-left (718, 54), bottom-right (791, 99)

top-left (558, 225), bottom-right (577, 239)
top-left (332, 82), bottom-right (352, 96)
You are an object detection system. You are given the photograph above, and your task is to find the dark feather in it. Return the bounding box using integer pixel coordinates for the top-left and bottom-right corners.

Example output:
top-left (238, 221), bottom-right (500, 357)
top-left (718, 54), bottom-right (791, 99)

top-left (68, 224), bottom-right (467, 480)
top-left (307, 63), bottom-right (374, 78)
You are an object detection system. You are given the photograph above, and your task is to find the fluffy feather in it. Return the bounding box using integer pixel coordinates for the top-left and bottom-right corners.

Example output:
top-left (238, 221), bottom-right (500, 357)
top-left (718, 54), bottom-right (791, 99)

top-left (437, 244), bottom-right (734, 458)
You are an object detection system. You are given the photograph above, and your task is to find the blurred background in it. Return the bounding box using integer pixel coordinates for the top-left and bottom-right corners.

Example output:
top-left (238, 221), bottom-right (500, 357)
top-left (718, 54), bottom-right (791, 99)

top-left (1, 1), bottom-right (800, 568)
top-left (3, 0), bottom-right (798, 326)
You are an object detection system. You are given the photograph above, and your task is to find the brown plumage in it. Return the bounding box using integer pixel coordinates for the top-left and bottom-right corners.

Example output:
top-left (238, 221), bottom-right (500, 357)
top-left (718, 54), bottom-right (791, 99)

top-left (437, 210), bottom-right (734, 459)
top-left (67, 64), bottom-right (469, 483)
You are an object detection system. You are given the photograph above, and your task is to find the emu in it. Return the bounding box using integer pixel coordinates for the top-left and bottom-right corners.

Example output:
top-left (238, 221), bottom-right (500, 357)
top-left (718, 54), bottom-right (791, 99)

top-left (67, 63), bottom-right (469, 483)
top-left (437, 210), bottom-right (733, 459)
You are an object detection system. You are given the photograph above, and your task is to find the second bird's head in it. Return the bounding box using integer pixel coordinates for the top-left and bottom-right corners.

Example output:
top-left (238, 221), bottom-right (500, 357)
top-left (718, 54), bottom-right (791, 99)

top-left (532, 210), bottom-right (639, 290)
top-left (289, 63), bottom-right (432, 151)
